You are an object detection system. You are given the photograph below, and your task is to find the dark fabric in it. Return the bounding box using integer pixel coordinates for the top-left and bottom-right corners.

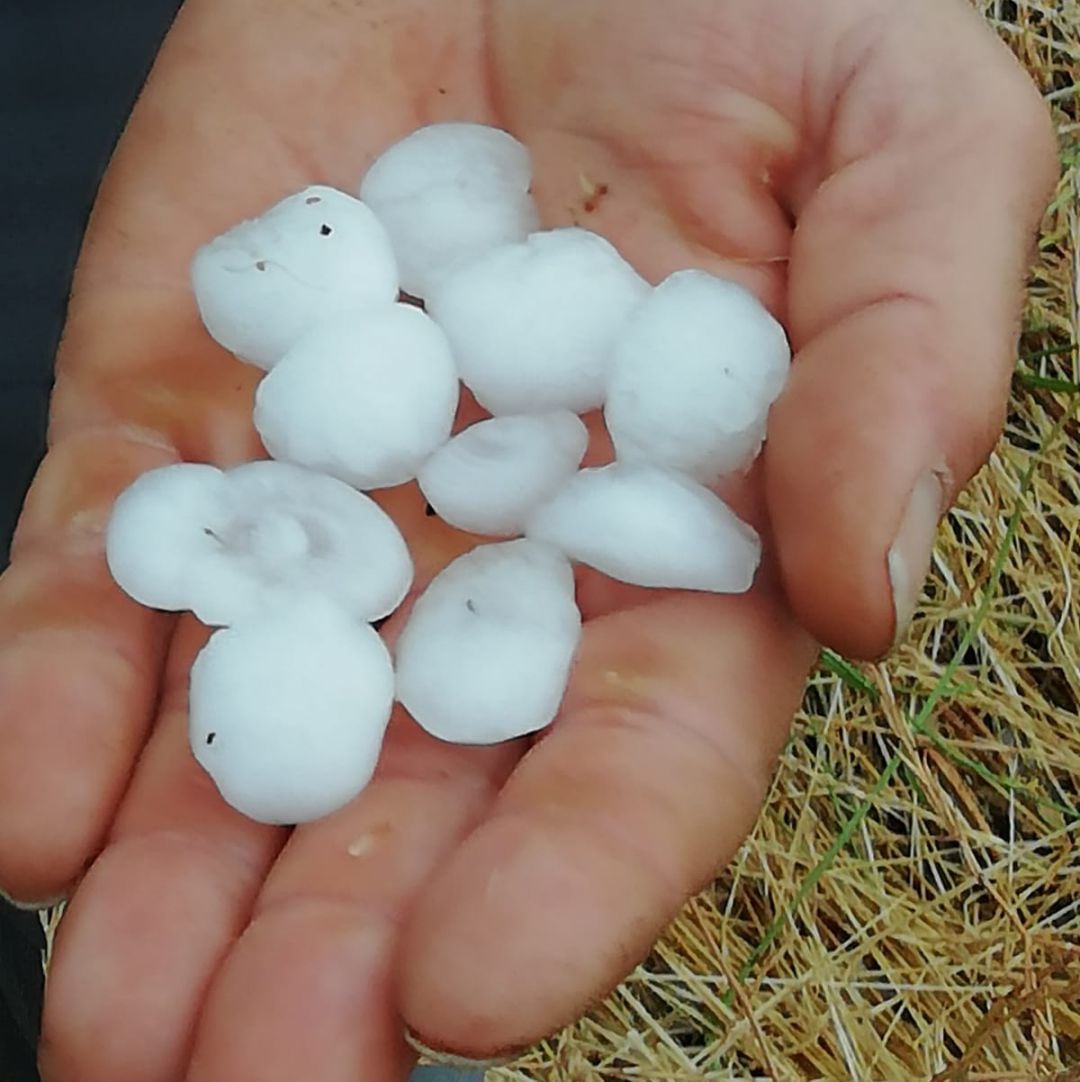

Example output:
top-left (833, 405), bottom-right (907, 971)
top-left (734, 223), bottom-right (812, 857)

top-left (0, 3), bottom-right (182, 1079)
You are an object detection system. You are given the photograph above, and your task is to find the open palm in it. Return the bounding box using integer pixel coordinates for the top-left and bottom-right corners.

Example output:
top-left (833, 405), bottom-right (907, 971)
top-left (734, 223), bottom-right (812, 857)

top-left (0, 2), bottom-right (1054, 1079)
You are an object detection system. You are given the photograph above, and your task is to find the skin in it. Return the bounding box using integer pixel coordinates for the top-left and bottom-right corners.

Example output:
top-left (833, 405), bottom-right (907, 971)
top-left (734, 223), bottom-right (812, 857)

top-left (0, 1), bottom-right (1056, 1078)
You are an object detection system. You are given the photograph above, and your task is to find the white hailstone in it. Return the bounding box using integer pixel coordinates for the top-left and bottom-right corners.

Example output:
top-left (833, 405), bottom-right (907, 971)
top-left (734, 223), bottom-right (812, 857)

top-left (526, 462), bottom-right (761, 593)
top-left (358, 122), bottom-right (540, 298)
top-left (188, 461), bottom-right (413, 625)
top-left (604, 269), bottom-right (791, 482)
top-left (253, 304), bottom-right (459, 491)
top-left (189, 600), bottom-right (394, 824)
top-left (106, 463), bottom-right (231, 611)
top-left (395, 540), bottom-right (582, 745)
top-left (105, 460), bottom-right (412, 626)
top-left (191, 185), bottom-right (399, 370)
top-left (417, 411), bottom-right (589, 536)
top-left (426, 227), bottom-right (650, 415)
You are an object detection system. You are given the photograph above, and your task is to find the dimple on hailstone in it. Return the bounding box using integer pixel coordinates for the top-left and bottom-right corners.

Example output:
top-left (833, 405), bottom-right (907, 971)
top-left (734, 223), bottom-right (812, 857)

top-left (189, 600), bottom-right (395, 825)
top-left (253, 304), bottom-right (460, 490)
top-left (358, 122), bottom-right (540, 298)
top-left (526, 462), bottom-right (761, 593)
top-left (604, 269), bottom-right (791, 482)
top-left (417, 411), bottom-right (589, 536)
top-left (106, 460), bottom-right (413, 627)
top-left (395, 539), bottom-right (582, 745)
top-left (426, 227), bottom-right (651, 415)
top-left (191, 185), bottom-right (399, 371)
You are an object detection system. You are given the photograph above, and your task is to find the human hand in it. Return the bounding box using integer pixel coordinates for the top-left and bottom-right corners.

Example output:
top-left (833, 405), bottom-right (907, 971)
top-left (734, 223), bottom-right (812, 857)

top-left (0, 1), bottom-right (1055, 1078)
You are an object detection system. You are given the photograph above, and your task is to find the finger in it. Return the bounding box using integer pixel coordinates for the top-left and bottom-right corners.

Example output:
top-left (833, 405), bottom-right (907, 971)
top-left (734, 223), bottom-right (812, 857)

top-left (399, 591), bottom-right (814, 1057)
top-left (767, 0), bottom-right (1058, 658)
top-left (0, 427), bottom-right (180, 903)
top-left (39, 617), bottom-right (285, 1082)
top-left (186, 715), bottom-right (520, 1082)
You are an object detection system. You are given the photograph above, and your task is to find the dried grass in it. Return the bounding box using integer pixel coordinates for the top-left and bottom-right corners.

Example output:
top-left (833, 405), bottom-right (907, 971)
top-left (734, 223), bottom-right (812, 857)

top-left (491, 3), bottom-right (1080, 1079)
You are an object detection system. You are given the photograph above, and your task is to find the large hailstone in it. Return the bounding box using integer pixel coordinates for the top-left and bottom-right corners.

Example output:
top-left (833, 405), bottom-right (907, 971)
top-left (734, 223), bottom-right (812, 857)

top-left (254, 304), bottom-right (460, 490)
top-left (190, 600), bottom-right (394, 824)
top-left (191, 185), bottom-right (399, 370)
top-left (604, 269), bottom-right (791, 481)
top-left (358, 122), bottom-right (540, 298)
top-left (426, 227), bottom-right (650, 415)
top-left (395, 540), bottom-right (582, 745)
top-left (526, 462), bottom-right (761, 593)
top-left (417, 411), bottom-right (589, 536)
top-left (106, 460), bottom-right (413, 626)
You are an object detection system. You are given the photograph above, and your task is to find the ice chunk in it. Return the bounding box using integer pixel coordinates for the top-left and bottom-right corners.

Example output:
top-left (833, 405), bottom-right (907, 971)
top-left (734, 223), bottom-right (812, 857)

top-left (189, 600), bottom-right (394, 824)
top-left (359, 123), bottom-right (539, 297)
top-left (395, 540), bottom-right (581, 744)
top-left (191, 185), bottom-right (398, 370)
top-left (427, 227), bottom-right (650, 415)
top-left (105, 463), bottom-right (230, 612)
top-left (605, 269), bottom-right (790, 481)
top-left (105, 460), bottom-right (413, 626)
top-left (254, 304), bottom-right (459, 490)
top-left (526, 462), bottom-right (761, 592)
top-left (417, 411), bottom-right (588, 536)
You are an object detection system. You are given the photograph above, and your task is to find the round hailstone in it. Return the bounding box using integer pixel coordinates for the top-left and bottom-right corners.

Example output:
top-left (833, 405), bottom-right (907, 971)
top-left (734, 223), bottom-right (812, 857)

top-left (358, 122), bottom-right (540, 298)
top-left (426, 227), bottom-right (651, 415)
top-left (395, 539), bottom-right (582, 745)
top-left (105, 460), bottom-right (412, 626)
top-left (189, 600), bottom-right (394, 824)
top-left (605, 269), bottom-right (791, 482)
top-left (106, 463), bottom-right (231, 611)
top-left (189, 461), bottom-right (413, 625)
top-left (253, 304), bottom-right (459, 490)
top-left (526, 462), bottom-right (761, 593)
top-left (191, 185), bottom-right (399, 370)
top-left (417, 411), bottom-right (589, 536)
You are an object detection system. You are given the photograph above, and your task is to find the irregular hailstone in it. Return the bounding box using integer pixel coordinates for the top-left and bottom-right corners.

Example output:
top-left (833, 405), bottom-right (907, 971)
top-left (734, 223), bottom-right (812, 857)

top-left (358, 122), bottom-right (540, 298)
top-left (395, 540), bottom-right (582, 745)
top-left (604, 269), bottom-right (791, 482)
top-left (105, 463), bottom-right (232, 612)
top-left (105, 460), bottom-right (412, 626)
top-left (526, 462), bottom-right (761, 593)
top-left (190, 599), bottom-right (394, 824)
top-left (191, 185), bottom-right (399, 370)
top-left (426, 227), bottom-right (650, 415)
top-left (417, 411), bottom-right (589, 536)
top-left (254, 304), bottom-right (459, 490)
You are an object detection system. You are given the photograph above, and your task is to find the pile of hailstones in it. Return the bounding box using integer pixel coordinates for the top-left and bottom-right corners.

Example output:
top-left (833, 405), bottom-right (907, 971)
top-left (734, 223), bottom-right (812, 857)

top-left (106, 123), bottom-right (790, 826)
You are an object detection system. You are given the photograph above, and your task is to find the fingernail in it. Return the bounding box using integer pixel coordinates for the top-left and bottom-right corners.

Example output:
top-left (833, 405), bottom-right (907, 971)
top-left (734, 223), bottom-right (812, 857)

top-left (888, 468), bottom-right (947, 647)
top-left (404, 1026), bottom-right (521, 1070)
top-left (0, 886), bottom-right (67, 912)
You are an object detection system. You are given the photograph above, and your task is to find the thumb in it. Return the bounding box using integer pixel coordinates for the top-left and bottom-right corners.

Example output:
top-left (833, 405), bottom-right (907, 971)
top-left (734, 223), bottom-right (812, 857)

top-left (767, 1), bottom-right (1058, 660)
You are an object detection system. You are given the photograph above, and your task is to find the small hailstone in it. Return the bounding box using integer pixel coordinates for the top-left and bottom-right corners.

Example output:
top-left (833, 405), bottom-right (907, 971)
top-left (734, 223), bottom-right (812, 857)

top-left (395, 540), bottom-right (582, 745)
top-left (417, 411), bottom-right (589, 536)
top-left (426, 227), bottom-right (650, 415)
top-left (358, 122), bottom-right (539, 298)
top-left (526, 462), bottom-right (761, 593)
top-left (191, 185), bottom-right (399, 370)
top-left (254, 304), bottom-right (459, 490)
top-left (106, 460), bottom-right (412, 626)
top-left (189, 600), bottom-right (394, 824)
top-left (189, 461), bottom-right (413, 625)
top-left (106, 463), bottom-right (231, 611)
top-left (605, 269), bottom-right (791, 481)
